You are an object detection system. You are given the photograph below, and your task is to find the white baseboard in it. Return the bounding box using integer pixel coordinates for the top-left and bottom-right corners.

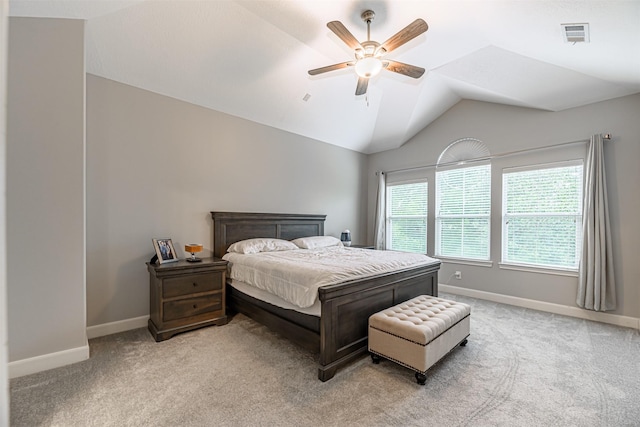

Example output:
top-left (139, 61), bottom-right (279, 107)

top-left (9, 316), bottom-right (149, 378)
top-left (86, 315), bottom-right (149, 339)
top-left (9, 344), bottom-right (89, 379)
top-left (440, 284), bottom-right (640, 330)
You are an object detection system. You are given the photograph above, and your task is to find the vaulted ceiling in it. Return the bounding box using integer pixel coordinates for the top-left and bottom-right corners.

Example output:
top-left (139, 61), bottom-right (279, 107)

top-left (9, 0), bottom-right (640, 153)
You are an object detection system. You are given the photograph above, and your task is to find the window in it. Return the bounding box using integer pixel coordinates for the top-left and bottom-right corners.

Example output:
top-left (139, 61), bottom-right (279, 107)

top-left (435, 164), bottom-right (491, 260)
top-left (386, 181), bottom-right (428, 253)
top-left (502, 161), bottom-right (583, 269)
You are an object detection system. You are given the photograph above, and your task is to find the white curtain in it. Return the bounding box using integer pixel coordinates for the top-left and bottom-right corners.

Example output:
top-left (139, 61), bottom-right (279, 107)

top-left (577, 134), bottom-right (616, 311)
top-left (374, 172), bottom-right (386, 250)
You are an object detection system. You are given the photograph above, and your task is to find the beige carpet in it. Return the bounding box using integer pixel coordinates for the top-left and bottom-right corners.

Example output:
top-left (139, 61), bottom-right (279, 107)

top-left (10, 294), bottom-right (640, 426)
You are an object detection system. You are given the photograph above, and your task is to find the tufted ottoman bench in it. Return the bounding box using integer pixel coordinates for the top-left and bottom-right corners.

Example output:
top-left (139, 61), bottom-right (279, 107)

top-left (368, 295), bottom-right (470, 384)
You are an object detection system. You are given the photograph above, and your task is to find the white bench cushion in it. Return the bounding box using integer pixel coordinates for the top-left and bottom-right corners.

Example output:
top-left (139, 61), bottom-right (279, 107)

top-left (368, 295), bottom-right (471, 375)
top-left (369, 295), bottom-right (470, 345)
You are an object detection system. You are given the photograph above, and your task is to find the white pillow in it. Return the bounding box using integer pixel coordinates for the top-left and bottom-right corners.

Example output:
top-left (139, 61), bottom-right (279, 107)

top-left (292, 235), bottom-right (343, 249)
top-left (227, 238), bottom-right (298, 254)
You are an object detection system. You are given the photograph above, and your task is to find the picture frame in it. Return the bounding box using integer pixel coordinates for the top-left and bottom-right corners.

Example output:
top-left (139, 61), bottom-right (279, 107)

top-left (152, 238), bottom-right (179, 264)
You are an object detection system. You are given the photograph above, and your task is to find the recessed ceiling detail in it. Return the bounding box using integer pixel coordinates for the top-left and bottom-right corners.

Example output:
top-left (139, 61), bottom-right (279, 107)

top-left (8, 1), bottom-right (640, 154)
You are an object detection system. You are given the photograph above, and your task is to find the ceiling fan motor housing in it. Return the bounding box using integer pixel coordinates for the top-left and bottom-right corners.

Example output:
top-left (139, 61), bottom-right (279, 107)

top-left (356, 41), bottom-right (383, 59)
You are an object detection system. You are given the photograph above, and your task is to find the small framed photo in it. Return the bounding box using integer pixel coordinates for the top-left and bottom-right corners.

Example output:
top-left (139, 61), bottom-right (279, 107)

top-left (152, 238), bottom-right (179, 264)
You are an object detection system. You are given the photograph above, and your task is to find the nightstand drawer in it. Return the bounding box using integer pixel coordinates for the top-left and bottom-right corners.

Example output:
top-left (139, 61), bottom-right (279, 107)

top-left (162, 271), bottom-right (223, 298)
top-left (163, 294), bottom-right (223, 322)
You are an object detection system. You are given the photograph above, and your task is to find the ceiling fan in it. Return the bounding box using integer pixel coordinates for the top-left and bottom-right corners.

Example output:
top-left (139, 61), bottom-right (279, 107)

top-left (308, 10), bottom-right (428, 96)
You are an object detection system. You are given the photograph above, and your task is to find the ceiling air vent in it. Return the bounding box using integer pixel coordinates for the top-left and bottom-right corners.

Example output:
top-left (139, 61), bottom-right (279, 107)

top-left (561, 23), bottom-right (590, 43)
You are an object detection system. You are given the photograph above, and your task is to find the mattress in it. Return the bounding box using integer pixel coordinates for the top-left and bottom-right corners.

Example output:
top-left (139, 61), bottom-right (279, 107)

top-left (223, 246), bottom-right (440, 309)
top-left (230, 279), bottom-right (322, 317)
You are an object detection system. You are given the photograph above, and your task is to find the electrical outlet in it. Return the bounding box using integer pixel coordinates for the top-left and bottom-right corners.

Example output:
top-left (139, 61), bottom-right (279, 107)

top-left (454, 271), bottom-right (462, 279)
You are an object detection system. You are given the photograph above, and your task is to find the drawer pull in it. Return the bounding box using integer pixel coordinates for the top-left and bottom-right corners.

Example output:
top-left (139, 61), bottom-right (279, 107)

top-left (192, 282), bottom-right (198, 287)
top-left (193, 304), bottom-right (197, 309)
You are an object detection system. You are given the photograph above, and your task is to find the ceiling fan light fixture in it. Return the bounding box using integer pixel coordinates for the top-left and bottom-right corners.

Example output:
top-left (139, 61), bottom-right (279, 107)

top-left (355, 57), bottom-right (382, 78)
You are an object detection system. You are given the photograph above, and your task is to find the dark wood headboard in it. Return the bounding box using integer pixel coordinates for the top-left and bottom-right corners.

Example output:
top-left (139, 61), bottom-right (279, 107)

top-left (210, 212), bottom-right (326, 258)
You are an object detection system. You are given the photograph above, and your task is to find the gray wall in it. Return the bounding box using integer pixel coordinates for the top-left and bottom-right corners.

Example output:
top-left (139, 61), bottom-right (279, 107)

top-left (5, 14), bottom-right (368, 361)
top-left (7, 18), bottom-right (87, 361)
top-left (368, 94), bottom-right (640, 318)
top-left (86, 75), bottom-right (368, 327)
top-left (1, 0), bottom-right (9, 422)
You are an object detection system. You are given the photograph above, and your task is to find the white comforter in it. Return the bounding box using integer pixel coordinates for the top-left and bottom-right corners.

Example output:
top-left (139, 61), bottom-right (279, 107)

top-left (222, 247), bottom-right (439, 308)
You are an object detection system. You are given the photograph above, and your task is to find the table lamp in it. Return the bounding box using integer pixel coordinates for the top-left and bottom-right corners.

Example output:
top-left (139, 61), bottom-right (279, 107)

top-left (340, 230), bottom-right (352, 247)
top-left (185, 243), bottom-right (203, 262)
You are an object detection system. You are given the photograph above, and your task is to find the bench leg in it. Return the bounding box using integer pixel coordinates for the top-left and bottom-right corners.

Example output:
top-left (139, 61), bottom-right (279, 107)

top-left (371, 353), bottom-right (382, 364)
top-left (415, 372), bottom-right (426, 385)
top-left (460, 338), bottom-right (468, 347)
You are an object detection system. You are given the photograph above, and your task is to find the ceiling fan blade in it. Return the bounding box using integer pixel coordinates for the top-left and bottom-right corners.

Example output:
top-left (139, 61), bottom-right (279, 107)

top-left (327, 21), bottom-right (363, 50)
top-left (381, 19), bottom-right (428, 54)
top-left (308, 61), bottom-right (354, 76)
top-left (384, 60), bottom-right (425, 79)
top-left (355, 77), bottom-right (369, 96)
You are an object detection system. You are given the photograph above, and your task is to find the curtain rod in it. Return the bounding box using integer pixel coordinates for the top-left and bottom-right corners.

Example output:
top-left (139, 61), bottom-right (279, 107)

top-left (380, 133), bottom-right (612, 175)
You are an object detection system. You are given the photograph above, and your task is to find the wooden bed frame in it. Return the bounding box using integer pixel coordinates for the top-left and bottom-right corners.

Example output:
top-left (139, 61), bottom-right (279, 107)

top-left (211, 211), bottom-right (441, 381)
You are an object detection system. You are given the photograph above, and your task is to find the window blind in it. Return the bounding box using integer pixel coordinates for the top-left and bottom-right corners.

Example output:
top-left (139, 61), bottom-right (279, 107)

top-left (502, 162), bottom-right (583, 269)
top-left (386, 181), bottom-right (428, 253)
top-left (436, 164), bottom-right (491, 260)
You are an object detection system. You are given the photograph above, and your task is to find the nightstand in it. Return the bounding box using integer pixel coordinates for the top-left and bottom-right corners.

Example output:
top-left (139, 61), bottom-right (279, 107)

top-left (147, 257), bottom-right (228, 341)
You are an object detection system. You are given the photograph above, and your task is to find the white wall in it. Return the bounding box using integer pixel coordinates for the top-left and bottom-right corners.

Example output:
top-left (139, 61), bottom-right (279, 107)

top-left (368, 95), bottom-right (640, 319)
top-left (1, 0), bottom-right (9, 422)
top-left (86, 75), bottom-right (369, 327)
top-left (7, 18), bottom-right (88, 372)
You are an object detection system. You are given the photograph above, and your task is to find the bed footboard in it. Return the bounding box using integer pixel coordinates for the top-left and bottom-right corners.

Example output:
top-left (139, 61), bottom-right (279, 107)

top-left (317, 263), bottom-right (439, 381)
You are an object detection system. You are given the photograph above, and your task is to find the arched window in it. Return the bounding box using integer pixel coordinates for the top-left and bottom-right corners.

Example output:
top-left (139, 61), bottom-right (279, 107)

top-left (435, 138), bottom-right (491, 260)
